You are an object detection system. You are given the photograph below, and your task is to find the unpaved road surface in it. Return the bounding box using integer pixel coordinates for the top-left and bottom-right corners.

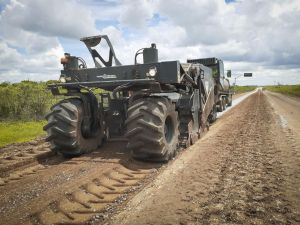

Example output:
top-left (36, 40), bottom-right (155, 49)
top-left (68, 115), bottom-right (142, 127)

top-left (265, 91), bottom-right (300, 136)
top-left (0, 90), bottom-right (299, 225)
top-left (111, 90), bottom-right (300, 225)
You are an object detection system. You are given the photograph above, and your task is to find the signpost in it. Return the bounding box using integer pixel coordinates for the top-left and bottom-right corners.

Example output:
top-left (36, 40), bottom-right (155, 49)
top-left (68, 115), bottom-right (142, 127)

top-left (229, 72), bottom-right (253, 93)
top-left (244, 73), bottom-right (253, 77)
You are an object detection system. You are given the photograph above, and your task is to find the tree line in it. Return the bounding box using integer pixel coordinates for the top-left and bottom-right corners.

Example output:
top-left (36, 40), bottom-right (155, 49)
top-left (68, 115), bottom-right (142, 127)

top-left (0, 81), bottom-right (60, 121)
top-left (1, 81), bottom-right (298, 121)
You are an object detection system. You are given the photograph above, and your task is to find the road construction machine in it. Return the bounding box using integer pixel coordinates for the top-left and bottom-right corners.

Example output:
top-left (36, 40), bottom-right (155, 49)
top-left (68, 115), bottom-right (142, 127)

top-left (44, 35), bottom-right (231, 162)
top-left (188, 58), bottom-right (233, 114)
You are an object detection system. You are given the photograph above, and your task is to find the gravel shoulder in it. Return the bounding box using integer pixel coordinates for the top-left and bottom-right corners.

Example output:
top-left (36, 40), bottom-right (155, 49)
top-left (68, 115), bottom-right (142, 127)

top-left (110, 91), bottom-right (300, 225)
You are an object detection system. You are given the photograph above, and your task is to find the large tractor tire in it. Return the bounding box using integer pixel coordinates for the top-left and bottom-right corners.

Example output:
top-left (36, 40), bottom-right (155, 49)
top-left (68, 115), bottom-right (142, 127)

top-left (125, 97), bottom-right (179, 162)
top-left (44, 98), bottom-right (103, 157)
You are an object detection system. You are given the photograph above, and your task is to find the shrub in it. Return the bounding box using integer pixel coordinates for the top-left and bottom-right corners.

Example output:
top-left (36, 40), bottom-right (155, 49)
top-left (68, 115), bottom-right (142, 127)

top-left (0, 81), bottom-right (59, 120)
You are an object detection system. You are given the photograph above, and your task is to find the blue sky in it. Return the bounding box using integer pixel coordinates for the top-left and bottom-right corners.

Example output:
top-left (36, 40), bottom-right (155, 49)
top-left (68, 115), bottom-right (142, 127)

top-left (0, 0), bottom-right (299, 85)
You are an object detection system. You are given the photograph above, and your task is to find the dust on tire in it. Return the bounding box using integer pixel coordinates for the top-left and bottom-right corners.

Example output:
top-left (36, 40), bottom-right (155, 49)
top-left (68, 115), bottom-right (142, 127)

top-left (44, 98), bottom-right (103, 157)
top-left (125, 97), bottom-right (179, 162)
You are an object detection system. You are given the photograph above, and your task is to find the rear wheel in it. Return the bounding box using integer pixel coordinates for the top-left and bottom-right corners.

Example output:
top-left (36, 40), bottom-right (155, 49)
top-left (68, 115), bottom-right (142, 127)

top-left (227, 95), bottom-right (232, 107)
top-left (44, 98), bottom-right (104, 157)
top-left (222, 97), bottom-right (227, 110)
top-left (125, 97), bottom-right (179, 162)
top-left (217, 98), bottom-right (224, 112)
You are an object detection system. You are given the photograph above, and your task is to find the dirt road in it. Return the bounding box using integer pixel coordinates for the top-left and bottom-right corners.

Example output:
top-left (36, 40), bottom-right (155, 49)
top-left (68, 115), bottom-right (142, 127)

top-left (0, 90), bottom-right (299, 225)
top-left (110, 90), bottom-right (300, 225)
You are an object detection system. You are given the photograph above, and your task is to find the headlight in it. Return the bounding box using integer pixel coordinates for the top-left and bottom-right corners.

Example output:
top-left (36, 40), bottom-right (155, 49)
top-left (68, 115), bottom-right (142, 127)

top-left (59, 76), bottom-right (66, 83)
top-left (147, 67), bottom-right (157, 77)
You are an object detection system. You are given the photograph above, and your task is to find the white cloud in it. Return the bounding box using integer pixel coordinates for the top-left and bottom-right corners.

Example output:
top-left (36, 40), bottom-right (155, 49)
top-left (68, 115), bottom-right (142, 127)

top-left (0, 0), bottom-right (98, 39)
top-left (155, 0), bottom-right (234, 46)
top-left (119, 0), bottom-right (153, 29)
top-left (0, 0), bottom-right (299, 85)
top-left (0, 0), bottom-right (98, 82)
top-left (0, 39), bottom-right (64, 82)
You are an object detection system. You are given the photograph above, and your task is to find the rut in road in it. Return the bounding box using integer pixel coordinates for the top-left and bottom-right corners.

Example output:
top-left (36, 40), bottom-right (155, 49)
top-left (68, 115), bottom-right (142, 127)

top-left (0, 140), bottom-right (54, 186)
top-left (110, 91), bottom-right (300, 225)
top-left (0, 141), bottom-right (161, 225)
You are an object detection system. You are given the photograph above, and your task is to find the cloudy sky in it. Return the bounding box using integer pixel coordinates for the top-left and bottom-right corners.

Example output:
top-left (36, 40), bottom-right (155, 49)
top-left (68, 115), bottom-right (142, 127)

top-left (0, 0), bottom-right (299, 85)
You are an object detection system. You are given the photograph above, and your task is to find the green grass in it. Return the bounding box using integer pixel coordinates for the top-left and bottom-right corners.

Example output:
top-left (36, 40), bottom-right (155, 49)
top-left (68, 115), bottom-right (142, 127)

top-left (264, 85), bottom-right (300, 97)
top-left (0, 120), bottom-right (46, 147)
top-left (232, 85), bottom-right (257, 94)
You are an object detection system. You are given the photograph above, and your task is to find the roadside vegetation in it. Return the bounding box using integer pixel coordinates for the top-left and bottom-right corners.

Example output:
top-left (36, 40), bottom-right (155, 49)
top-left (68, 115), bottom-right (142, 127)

top-left (232, 85), bottom-right (257, 94)
top-left (1, 81), bottom-right (297, 147)
top-left (0, 81), bottom-right (61, 147)
top-left (0, 121), bottom-right (46, 147)
top-left (264, 85), bottom-right (300, 97)
top-left (0, 81), bottom-right (59, 120)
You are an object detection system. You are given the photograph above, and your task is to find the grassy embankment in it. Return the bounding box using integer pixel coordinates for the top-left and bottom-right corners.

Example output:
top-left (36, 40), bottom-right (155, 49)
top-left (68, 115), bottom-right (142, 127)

top-left (0, 121), bottom-right (46, 147)
top-left (0, 81), bottom-right (59, 147)
top-left (264, 85), bottom-right (300, 97)
top-left (232, 85), bottom-right (257, 94)
top-left (0, 80), bottom-right (104, 147)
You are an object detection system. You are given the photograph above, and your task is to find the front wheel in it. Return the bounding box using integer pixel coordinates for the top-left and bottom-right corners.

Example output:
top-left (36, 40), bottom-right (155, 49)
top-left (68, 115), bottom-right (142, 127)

top-left (43, 98), bottom-right (104, 157)
top-left (125, 97), bottom-right (179, 162)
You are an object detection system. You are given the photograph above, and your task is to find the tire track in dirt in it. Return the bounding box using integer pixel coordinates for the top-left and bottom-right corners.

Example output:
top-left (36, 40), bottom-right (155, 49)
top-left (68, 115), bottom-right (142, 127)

top-left (0, 140), bottom-right (55, 186)
top-left (27, 165), bottom-right (154, 225)
top-left (0, 141), bottom-right (161, 225)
